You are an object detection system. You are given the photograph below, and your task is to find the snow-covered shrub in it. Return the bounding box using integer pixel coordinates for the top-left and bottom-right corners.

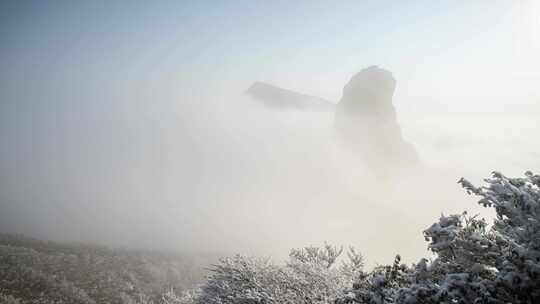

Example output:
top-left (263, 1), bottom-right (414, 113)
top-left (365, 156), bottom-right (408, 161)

top-left (339, 247), bottom-right (365, 284)
top-left (339, 171), bottom-right (540, 303)
top-left (159, 288), bottom-right (201, 304)
top-left (193, 244), bottom-right (363, 304)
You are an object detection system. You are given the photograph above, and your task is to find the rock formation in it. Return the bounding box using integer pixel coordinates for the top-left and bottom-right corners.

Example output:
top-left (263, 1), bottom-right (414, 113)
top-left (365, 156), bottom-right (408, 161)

top-left (246, 66), bottom-right (419, 176)
top-left (334, 66), bottom-right (418, 174)
top-left (247, 81), bottom-right (335, 111)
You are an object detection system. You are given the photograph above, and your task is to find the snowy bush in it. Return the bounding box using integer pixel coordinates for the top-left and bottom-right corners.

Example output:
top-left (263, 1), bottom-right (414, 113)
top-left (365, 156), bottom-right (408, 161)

top-left (193, 244), bottom-right (364, 304)
top-left (338, 171), bottom-right (540, 303)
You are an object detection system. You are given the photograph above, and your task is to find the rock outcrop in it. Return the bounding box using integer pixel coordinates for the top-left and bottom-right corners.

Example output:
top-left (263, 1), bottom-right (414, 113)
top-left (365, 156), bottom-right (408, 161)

top-left (245, 66), bottom-right (419, 176)
top-left (334, 66), bottom-right (418, 174)
top-left (247, 81), bottom-right (335, 111)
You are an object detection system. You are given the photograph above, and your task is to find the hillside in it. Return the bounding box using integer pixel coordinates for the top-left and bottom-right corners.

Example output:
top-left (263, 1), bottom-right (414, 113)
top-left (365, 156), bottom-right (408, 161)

top-left (0, 234), bottom-right (209, 304)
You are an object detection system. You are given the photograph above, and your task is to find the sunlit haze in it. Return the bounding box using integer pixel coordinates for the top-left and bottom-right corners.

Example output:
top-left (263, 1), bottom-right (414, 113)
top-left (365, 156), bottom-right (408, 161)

top-left (1, 1), bottom-right (539, 269)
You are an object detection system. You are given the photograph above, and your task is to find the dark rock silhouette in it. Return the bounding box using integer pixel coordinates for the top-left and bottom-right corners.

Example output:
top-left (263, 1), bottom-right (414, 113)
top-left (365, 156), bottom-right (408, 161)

top-left (246, 81), bottom-right (335, 111)
top-left (246, 66), bottom-right (419, 175)
top-left (334, 66), bottom-right (418, 174)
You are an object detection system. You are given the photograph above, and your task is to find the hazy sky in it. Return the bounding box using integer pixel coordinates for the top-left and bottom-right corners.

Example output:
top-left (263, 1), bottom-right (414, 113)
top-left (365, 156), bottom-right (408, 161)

top-left (1, 1), bottom-right (539, 264)
top-left (1, 1), bottom-right (539, 109)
